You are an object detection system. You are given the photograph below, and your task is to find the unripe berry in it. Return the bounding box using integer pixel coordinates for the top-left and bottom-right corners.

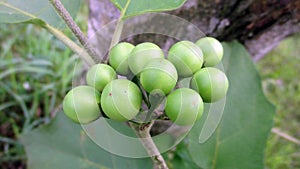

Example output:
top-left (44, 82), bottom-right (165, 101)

top-left (168, 41), bottom-right (203, 77)
top-left (101, 79), bottom-right (142, 121)
top-left (86, 64), bottom-right (117, 92)
top-left (128, 42), bottom-right (164, 75)
top-left (109, 42), bottom-right (134, 75)
top-left (196, 37), bottom-right (223, 67)
top-left (191, 67), bottom-right (229, 102)
top-left (63, 86), bottom-right (101, 124)
top-left (140, 58), bottom-right (178, 95)
top-left (165, 88), bottom-right (204, 126)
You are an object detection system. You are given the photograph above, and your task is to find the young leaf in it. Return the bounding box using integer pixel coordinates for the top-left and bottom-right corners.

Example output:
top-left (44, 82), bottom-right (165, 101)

top-left (110, 0), bottom-right (186, 18)
top-left (21, 112), bottom-right (152, 169)
top-left (188, 41), bottom-right (275, 169)
top-left (0, 0), bottom-right (81, 28)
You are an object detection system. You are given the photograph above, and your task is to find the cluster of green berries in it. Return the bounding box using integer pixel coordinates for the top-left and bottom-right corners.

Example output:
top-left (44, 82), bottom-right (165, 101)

top-left (63, 37), bottom-right (229, 126)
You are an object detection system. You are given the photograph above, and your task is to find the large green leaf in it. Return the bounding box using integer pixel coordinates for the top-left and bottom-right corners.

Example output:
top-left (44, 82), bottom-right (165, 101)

top-left (0, 0), bottom-right (81, 28)
top-left (188, 41), bottom-right (275, 169)
top-left (110, 0), bottom-right (186, 18)
top-left (170, 141), bottom-right (200, 169)
top-left (21, 112), bottom-right (152, 169)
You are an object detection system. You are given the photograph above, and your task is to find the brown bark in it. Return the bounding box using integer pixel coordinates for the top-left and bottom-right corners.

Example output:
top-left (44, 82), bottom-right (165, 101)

top-left (87, 0), bottom-right (300, 61)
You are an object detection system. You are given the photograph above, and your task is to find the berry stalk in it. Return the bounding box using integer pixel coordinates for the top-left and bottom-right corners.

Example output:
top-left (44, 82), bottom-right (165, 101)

top-left (129, 121), bottom-right (169, 169)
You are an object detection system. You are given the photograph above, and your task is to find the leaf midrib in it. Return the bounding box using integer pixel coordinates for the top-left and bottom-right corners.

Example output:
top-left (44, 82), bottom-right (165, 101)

top-left (0, 1), bottom-right (37, 19)
top-left (210, 44), bottom-right (235, 169)
top-left (211, 127), bottom-right (220, 169)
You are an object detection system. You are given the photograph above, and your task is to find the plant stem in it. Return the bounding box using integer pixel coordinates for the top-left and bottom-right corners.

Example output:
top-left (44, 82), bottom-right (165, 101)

top-left (45, 24), bottom-right (94, 65)
top-left (108, 1), bottom-right (168, 167)
top-left (105, 19), bottom-right (124, 63)
top-left (0, 136), bottom-right (21, 145)
top-left (272, 128), bottom-right (300, 145)
top-left (49, 0), bottom-right (99, 63)
top-left (129, 121), bottom-right (169, 169)
top-left (103, 0), bottom-right (131, 63)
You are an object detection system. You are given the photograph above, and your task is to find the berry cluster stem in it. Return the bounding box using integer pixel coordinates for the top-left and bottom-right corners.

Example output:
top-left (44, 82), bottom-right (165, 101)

top-left (129, 121), bottom-right (169, 169)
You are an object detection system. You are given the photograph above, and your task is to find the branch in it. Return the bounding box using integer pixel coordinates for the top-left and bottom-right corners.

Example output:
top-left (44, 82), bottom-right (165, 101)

top-left (49, 0), bottom-right (100, 63)
top-left (271, 128), bottom-right (300, 145)
top-left (129, 121), bottom-right (169, 169)
top-left (245, 19), bottom-right (300, 62)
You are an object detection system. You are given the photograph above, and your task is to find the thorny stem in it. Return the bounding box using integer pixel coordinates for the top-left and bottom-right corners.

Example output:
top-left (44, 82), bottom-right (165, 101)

top-left (129, 121), bottom-right (169, 169)
top-left (49, 0), bottom-right (100, 63)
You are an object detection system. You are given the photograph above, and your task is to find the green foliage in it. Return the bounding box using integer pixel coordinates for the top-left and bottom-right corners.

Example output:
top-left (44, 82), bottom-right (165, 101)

top-left (166, 141), bottom-right (199, 169)
top-left (110, 0), bottom-right (186, 18)
top-left (188, 41), bottom-right (275, 169)
top-left (0, 0), bottom-right (81, 28)
top-left (0, 23), bottom-right (79, 125)
top-left (21, 112), bottom-right (152, 169)
top-left (0, 23), bottom-right (81, 164)
top-left (256, 35), bottom-right (300, 169)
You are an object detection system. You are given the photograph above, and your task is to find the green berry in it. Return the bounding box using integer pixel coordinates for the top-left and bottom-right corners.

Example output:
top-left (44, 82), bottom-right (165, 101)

top-left (191, 67), bottom-right (229, 102)
top-left (128, 42), bottom-right (164, 75)
top-left (165, 88), bottom-right (204, 126)
top-left (63, 86), bottom-right (101, 124)
top-left (101, 79), bottom-right (142, 121)
top-left (109, 42), bottom-right (135, 75)
top-left (168, 41), bottom-right (203, 77)
top-left (196, 37), bottom-right (223, 67)
top-left (140, 58), bottom-right (178, 95)
top-left (86, 64), bottom-right (117, 92)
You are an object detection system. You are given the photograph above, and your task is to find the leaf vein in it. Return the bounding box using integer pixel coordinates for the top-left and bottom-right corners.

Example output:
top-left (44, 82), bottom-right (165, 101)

top-left (0, 2), bottom-right (36, 19)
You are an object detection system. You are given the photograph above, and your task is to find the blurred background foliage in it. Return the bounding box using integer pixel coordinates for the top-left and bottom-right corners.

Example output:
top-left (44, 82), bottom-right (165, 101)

top-left (0, 23), bottom-right (80, 168)
top-left (257, 34), bottom-right (300, 169)
top-left (0, 4), bottom-right (299, 169)
top-left (0, 5), bottom-right (87, 168)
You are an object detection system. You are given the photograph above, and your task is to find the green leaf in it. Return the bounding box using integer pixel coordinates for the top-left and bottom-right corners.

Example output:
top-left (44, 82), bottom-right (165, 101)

top-left (110, 0), bottom-right (186, 18)
top-left (21, 112), bottom-right (152, 169)
top-left (0, 0), bottom-right (81, 28)
top-left (170, 141), bottom-right (201, 169)
top-left (188, 41), bottom-right (275, 169)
